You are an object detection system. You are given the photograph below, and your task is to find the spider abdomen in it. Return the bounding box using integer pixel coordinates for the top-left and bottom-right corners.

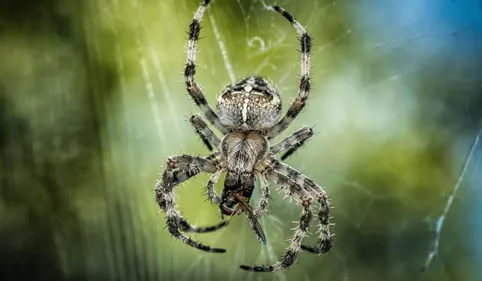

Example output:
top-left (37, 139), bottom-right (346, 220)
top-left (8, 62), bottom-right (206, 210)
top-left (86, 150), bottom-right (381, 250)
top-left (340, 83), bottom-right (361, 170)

top-left (216, 76), bottom-right (282, 131)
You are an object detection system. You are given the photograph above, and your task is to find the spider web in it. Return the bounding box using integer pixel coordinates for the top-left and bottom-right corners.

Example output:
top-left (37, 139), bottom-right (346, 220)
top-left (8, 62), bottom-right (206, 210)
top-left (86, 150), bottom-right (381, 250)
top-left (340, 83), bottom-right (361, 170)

top-left (0, 0), bottom-right (481, 281)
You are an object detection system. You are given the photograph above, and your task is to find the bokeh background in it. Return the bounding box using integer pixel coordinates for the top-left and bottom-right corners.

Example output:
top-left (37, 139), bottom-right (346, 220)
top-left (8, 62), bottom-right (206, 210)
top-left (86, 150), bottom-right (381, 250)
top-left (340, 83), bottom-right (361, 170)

top-left (1, 0), bottom-right (481, 280)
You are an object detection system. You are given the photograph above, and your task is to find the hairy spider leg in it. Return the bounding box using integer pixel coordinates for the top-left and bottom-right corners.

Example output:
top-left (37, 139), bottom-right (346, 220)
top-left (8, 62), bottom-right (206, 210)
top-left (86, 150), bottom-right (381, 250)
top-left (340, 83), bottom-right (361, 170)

top-left (155, 155), bottom-right (228, 253)
top-left (240, 172), bottom-right (313, 272)
top-left (272, 161), bottom-right (333, 255)
top-left (185, 0), bottom-right (229, 134)
top-left (190, 114), bottom-right (221, 151)
top-left (253, 174), bottom-right (270, 218)
top-left (205, 169), bottom-right (222, 205)
top-left (239, 159), bottom-right (331, 272)
top-left (266, 6), bottom-right (313, 139)
top-left (270, 126), bottom-right (314, 160)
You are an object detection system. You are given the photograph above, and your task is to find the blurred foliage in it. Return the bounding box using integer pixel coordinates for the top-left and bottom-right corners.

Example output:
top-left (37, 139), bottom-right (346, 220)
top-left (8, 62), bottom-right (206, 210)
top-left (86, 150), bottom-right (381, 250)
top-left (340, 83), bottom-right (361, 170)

top-left (1, 0), bottom-right (481, 281)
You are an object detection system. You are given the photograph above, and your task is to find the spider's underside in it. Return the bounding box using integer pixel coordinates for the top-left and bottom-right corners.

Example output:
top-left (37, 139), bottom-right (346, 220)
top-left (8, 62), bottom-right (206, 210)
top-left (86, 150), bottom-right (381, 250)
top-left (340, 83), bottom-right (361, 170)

top-left (154, 0), bottom-right (332, 272)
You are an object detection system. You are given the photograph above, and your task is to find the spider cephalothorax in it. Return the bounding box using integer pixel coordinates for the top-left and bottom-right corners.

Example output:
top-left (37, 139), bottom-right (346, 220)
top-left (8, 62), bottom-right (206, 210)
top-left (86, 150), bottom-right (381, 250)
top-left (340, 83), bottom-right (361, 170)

top-left (155, 0), bottom-right (332, 272)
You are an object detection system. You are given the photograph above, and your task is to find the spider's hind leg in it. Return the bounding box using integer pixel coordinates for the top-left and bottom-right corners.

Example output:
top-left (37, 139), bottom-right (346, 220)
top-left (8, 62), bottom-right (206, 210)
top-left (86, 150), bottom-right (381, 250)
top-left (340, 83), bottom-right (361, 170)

top-left (300, 193), bottom-right (332, 254)
top-left (156, 154), bottom-right (228, 253)
top-left (179, 217), bottom-right (228, 233)
top-left (272, 160), bottom-right (333, 255)
top-left (239, 166), bottom-right (316, 272)
top-left (240, 195), bottom-right (313, 272)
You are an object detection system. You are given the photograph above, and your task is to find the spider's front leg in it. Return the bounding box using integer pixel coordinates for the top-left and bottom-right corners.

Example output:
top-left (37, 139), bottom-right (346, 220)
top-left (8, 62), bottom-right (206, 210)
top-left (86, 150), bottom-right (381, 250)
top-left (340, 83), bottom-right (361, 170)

top-left (266, 6), bottom-right (312, 138)
top-left (185, 0), bottom-right (229, 134)
top-left (270, 126), bottom-right (314, 160)
top-left (155, 154), bottom-right (227, 253)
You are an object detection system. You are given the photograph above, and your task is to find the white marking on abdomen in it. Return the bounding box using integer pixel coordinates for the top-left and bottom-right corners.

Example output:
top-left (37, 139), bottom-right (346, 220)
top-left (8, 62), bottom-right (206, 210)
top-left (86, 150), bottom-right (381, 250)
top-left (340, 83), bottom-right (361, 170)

top-left (242, 98), bottom-right (249, 122)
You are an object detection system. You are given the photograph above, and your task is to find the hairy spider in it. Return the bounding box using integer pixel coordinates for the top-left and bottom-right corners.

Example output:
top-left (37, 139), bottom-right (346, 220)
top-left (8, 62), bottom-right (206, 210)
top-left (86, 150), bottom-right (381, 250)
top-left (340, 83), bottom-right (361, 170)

top-left (155, 0), bottom-right (332, 272)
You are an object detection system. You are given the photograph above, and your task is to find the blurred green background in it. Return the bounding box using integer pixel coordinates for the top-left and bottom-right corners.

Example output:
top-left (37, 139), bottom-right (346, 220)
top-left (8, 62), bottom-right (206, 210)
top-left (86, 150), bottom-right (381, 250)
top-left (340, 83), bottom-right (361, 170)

top-left (1, 0), bottom-right (481, 280)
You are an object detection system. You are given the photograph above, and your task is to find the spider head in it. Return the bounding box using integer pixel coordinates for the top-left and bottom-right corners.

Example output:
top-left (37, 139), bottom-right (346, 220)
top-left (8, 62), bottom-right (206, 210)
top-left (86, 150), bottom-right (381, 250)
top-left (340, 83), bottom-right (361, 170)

top-left (217, 76), bottom-right (281, 131)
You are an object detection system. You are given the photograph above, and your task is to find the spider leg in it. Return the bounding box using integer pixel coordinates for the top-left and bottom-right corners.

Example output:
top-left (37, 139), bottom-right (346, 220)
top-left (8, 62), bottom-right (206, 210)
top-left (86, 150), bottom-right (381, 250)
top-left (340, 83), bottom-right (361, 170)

top-left (271, 160), bottom-right (333, 255)
top-left (185, 0), bottom-right (229, 134)
top-left (164, 168), bottom-right (227, 233)
top-left (240, 187), bottom-right (313, 272)
top-left (266, 6), bottom-right (312, 139)
top-left (167, 169), bottom-right (226, 233)
top-left (270, 126), bottom-right (314, 160)
top-left (205, 169), bottom-right (222, 204)
top-left (300, 195), bottom-right (332, 254)
top-left (155, 154), bottom-right (227, 253)
top-left (253, 174), bottom-right (270, 218)
top-left (190, 115), bottom-right (221, 151)
top-left (239, 160), bottom-right (317, 272)
top-left (179, 217), bottom-right (228, 233)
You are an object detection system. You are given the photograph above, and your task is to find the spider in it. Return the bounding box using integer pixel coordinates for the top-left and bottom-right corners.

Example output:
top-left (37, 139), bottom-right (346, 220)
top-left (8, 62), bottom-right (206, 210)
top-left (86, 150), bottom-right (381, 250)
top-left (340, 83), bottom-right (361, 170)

top-left (155, 0), bottom-right (332, 272)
